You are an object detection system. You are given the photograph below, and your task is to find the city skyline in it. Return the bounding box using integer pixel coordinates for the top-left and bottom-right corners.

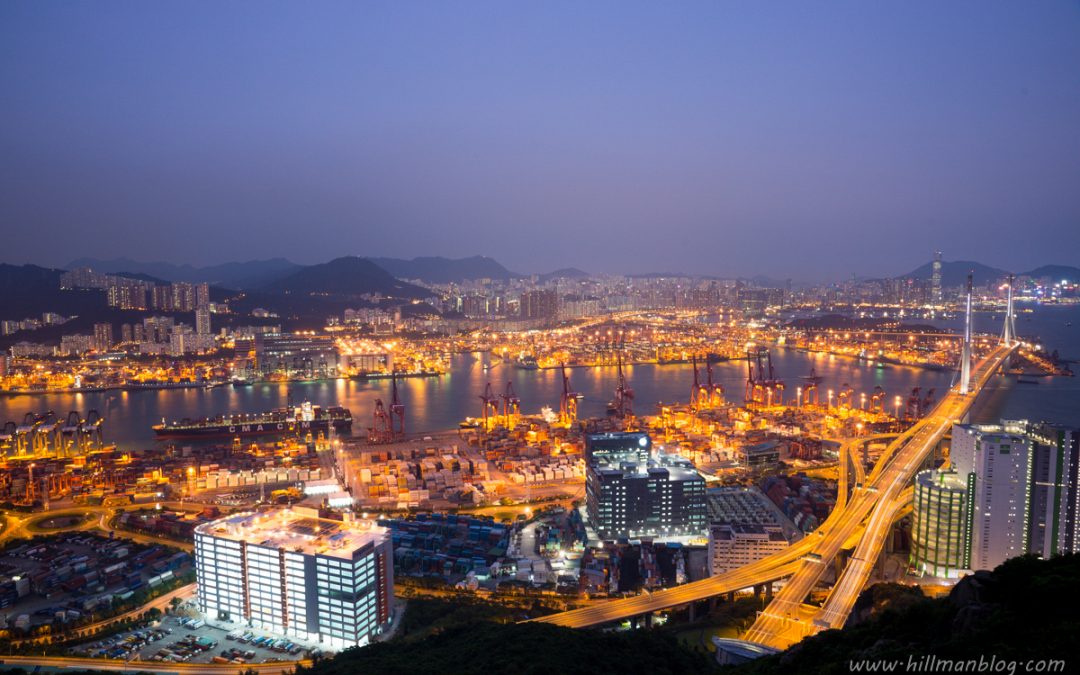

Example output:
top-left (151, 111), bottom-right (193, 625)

top-left (2, 2), bottom-right (1079, 279)
top-left (1, 3), bottom-right (1078, 670)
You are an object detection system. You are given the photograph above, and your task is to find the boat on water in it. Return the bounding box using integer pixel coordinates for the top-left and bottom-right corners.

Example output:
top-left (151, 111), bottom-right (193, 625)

top-left (153, 400), bottom-right (352, 439)
top-left (126, 380), bottom-right (203, 391)
top-left (352, 369), bottom-right (440, 380)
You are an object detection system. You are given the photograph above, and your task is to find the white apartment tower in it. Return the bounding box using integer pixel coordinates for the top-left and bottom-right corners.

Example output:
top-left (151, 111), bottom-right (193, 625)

top-left (951, 422), bottom-right (1033, 571)
top-left (194, 507), bottom-right (393, 649)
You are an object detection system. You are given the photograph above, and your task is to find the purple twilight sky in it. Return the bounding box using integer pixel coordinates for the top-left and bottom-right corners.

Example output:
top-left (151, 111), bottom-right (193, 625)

top-left (1, 1), bottom-right (1079, 281)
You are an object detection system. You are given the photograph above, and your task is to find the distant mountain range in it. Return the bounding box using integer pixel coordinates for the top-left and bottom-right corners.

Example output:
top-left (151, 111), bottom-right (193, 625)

top-left (56, 254), bottom-right (1080, 295)
top-left (898, 260), bottom-right (1080, 287)
top-left (538, 267), bottom-right (590, 283)
top-left (368, 256), bottom-right (519, 284)
top-left (66, 257), bottom-right (302, 289)
top-left (259, 257), bottom-right (430, 299)
top-left (1024, 264), bottom-right (1080, 282)
top-left (66, 254), bottom-right (591, 287)
top-left (0, 264), bottom-right (99, 320)
top-left (899, 260), bottom-right (1009, 287)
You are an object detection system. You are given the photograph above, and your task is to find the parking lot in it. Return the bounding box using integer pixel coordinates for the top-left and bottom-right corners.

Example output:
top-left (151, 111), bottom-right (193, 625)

top-left (69, 614), bottom-right (322, 665)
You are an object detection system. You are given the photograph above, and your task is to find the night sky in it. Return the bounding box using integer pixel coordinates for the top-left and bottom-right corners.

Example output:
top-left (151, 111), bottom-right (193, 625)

top-left (2, 2), bottom-right (1078, 281)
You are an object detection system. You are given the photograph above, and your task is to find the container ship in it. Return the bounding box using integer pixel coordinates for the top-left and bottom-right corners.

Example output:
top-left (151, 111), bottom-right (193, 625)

top-left (153, 401), bottom-right (352, 439)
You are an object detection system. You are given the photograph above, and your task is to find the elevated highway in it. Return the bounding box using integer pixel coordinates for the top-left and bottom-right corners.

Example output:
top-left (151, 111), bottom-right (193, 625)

top-left (744, 343), bottom-right (1016, 648)
top-left (532, 343), bottom-right (1015, 631)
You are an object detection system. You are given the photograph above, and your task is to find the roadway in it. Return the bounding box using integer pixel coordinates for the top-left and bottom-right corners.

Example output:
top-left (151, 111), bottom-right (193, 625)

top-left (529, 453), bottom-right (862, 628)
top-left (743, 343), bottom-right (1016, 649)
top-left (0, 655), bottom-right (310, 674)
top-left (531, 343), bottom-right (1015, 631)
top-left (0, 503), bottom-right (196, 551)
top-left (7, 583), bottom-right (196, 648)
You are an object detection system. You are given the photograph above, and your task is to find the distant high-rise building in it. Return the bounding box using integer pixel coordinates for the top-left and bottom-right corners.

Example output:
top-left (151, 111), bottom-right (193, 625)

top-left (142, 316), bottom-right (175, 343)
top-left (93, 322), bottom-right (114, 352)
top-left (254, 333), bottom-right (338, 378)
top-left (195, 307), bottom-right (212, 335)
top-left (169, 329), bottom-right (191, 356)
top-left (519, 289), bottom-right (558, 320)
top-left (195, 282), bottom-right (210, 309)
top-left (151, 285), bottom-right (173, 311)
top-left (120, 323), bottom-right (133, 344)
top-left (172, 282), bottom-right (196, 312)
top-left (107, 284), bottom-right (148, 310)
top-left (931, 251), bottom-right (943, 304)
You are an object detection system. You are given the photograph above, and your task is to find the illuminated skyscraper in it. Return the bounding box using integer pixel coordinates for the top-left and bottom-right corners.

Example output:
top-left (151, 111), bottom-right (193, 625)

top-left (931, 251), bottom-right (943, 304)
top-left (195, 307), bottom-right (212, 335)
top-left (951, 421), bottom-right (1032, 571)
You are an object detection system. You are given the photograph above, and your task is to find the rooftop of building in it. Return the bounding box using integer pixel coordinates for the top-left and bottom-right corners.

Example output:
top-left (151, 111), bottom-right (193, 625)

top-left (596, 461), bottom-right (704, 483)
top-left (195, 506), bottom-right (387, 559)
top-left (916, 468), bottom-right (968, 491)
top-left (710, 522), bottom-right (786, 541)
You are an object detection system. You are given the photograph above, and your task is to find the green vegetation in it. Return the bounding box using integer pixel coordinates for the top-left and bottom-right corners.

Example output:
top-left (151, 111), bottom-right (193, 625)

top-left (732, 554), bottom-right (1080, 674)
top-left (303, 554), bottom-right (1080, 675)
top-left (294, 594), bottom-right (711, 674)
top-left (301, 622), bottom-right (712, 675)
top-left (673, 596), bottom-right (764, 654)
top-left (392, 595), bottom-right (564, 642)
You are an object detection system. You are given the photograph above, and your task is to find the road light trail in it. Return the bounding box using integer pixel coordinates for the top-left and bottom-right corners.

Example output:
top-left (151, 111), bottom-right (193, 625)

top-left (531, 344), bottom-right (1014, 636)
top-left (745, 344), bottom-right (1015, 649)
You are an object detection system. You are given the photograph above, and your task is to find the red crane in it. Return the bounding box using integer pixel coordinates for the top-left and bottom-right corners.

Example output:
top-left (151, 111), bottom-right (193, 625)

top-left (921, 387), bottom-right (936, 414)
top-left (706, 360), bottom-right (725, 406)
top-left (369, 398), bottom-right (391, 443)
top-left (500, 381), bottom-right (521, 427)
top-left (560, 364), bottom-right (580, 426)
top-left (906, 386), bottom-right (923, 419)
top-left (388, 372), bottom-right (406, 438)
top-left (745, 347), bottom-right (784, 406)
top-left (690, 356), bottom-right (709, 410)
top-left (609, 353), bottom-right (635, 423)
top-left (800, 368), bottom-right (821, 407)
top-left (838, 383), bottom-right (854, 409)
top-left (870, 385), bottom-right (885, 413)
top-left (479, 382), bottom-right (500, 430)
top-left (745, 349), bottom-right (758, 403)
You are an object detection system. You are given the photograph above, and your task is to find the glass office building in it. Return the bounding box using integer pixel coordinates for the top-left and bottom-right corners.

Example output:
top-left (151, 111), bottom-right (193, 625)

top-left (912, 469), bottom-right (970, 579)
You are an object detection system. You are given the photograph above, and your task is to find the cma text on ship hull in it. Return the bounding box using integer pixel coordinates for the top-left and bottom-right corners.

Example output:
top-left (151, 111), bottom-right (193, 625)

top-left (153, 401), bottom-right (352, 439)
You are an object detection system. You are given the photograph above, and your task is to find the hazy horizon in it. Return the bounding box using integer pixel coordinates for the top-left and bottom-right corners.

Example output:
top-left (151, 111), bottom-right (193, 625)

top-left (3, 2), bottom-right (1079, 280)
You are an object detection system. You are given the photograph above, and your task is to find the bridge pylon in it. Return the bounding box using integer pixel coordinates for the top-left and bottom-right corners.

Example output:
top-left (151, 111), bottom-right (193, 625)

top-left (959, 272), bottom-right (973, 395)
top-left (1001, 273), bottom-right (1017, 347)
